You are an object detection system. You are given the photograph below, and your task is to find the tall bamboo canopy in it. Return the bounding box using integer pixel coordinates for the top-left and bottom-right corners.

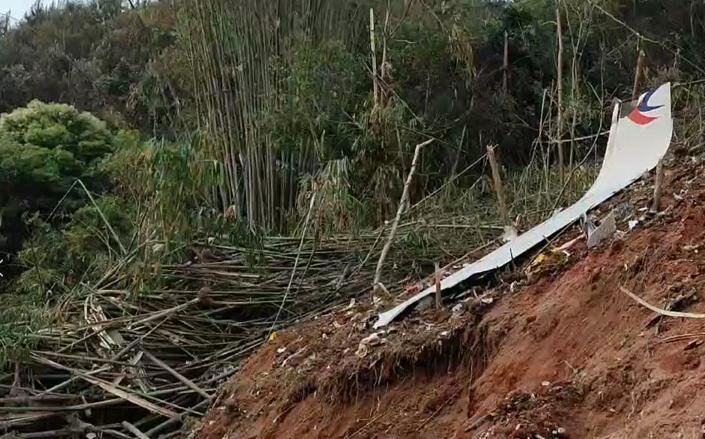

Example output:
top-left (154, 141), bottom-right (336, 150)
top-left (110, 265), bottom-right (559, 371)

top-left (182, 0), bottom-right (369, 231)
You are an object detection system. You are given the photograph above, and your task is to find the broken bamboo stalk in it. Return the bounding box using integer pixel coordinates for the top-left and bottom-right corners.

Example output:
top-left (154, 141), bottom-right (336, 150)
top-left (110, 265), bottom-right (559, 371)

top-left (32, 355), bottom-right (180, 420)
top-left (632, 48), bottom-right (646, 100)
top-left (370, 8), bottom-right (379, 109)
top-left (651, 160), bottom-right (664, 212)
top-left (145, 399), bottom-right (212, 437)
top-left (434, 263), bottom-right (442, 310)
top-left (6, 230), bottom-right (465, 439)
top-left (631, 49), bottom-right (664, 213)
top-left (269, 188), bottom-right (318, 334)
top-left (502, 30), bottom-right (509, 94)
top-left (556, 0), bottom-right (565, 183)
top-left (129, 298), bottom-right (201, 329)
top-left (143, 350), bottom-right (211, 401)
top-left (486, 145), bottom-right (510, 228)
top-left (373, 139), bottom-right (434, 293)
top-left (82, 378), bottom-right (179, 420)
top-left (76, 179), bottom-right (127, 256)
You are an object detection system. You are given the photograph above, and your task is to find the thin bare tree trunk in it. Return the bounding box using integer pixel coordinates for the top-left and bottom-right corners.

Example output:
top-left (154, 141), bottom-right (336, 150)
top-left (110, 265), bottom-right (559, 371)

top-left (631, 48), bottom-right (664, 212)
top-left (539, 87), bottom-right (550, 192)
top-left (486, 145), bottom-right (510, 228)
top-left (370, 8), bottom-right (379, 110)
top-left (651, 161), bottom-right (664, 212)
top-left (450, 125), bottom-right (466, 179)
top-left (632, 48), bottom-right (645, 100)
top-left (692, 0), bottom-right (697, 39)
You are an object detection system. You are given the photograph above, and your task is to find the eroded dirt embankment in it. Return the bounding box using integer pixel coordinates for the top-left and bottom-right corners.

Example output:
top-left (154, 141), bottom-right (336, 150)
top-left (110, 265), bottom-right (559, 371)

top-left (197, 161), bottom-right (705, 439)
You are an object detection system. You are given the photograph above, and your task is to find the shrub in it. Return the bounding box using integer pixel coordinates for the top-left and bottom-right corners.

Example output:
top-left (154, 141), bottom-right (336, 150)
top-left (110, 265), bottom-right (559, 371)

top-left (0, 100), bottom-right (114, 254)
top-left (15, 196), bottom-right (134, 297)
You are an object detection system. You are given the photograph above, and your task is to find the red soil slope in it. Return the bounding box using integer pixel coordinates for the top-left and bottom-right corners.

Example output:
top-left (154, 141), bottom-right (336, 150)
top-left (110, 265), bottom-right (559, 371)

top-left (197, 159), bottom-right (705, 439)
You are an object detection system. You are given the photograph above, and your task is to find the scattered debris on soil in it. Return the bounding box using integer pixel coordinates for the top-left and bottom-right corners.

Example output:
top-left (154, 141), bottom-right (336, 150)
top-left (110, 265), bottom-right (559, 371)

top-left (196, 155), bottom-right (705, 439)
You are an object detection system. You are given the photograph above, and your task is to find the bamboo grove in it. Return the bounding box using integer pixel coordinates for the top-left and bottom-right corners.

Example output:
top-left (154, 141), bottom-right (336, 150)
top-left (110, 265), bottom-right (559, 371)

top-left (182, 0), bottom-right (369, 231)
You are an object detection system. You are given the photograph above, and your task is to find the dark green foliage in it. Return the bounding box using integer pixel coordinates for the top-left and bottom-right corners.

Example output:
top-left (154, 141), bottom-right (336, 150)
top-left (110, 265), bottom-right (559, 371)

top-left (0, 0), bottom-right (183, 134)
top-left (0, 196), bottom-right (134, 367)
top-left (0, 284), bottom-right (47, 368)
top-left (103, 131), bottom-right (214, 244)
top-left (16, 197), bottom-right (134, 294)
top-left (4, 0), bottom-right (705, 233)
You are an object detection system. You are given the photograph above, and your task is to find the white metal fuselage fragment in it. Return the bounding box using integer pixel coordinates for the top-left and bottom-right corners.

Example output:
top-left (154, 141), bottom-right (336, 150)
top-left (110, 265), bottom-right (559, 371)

top-left (374, 83), bottom-right (673, 328)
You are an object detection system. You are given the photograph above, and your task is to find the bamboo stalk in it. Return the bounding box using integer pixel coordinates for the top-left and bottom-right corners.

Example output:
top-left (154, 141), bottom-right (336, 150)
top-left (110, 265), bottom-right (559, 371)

top-left (76, 180), bottom-right (127, 256)
top-left (373, 139), bottom-right (434, 292)
top-left (370, 7), bottom-right (379, 109)
top-left (269, 189), bottom-right (318, 335)
top-left (122, 421), bottom-right (151, 439)
top-left (556, 0), bottom-right (565, 183)
top-left (651, 160), bottom-right (664, 212)
top-left (89, 380), bottom-right (178, 419)
top-left (630, 48), bottom-right (664, 213)
top-left (3, 211), bottom-right (478, 439)
top-left (434, 263), bottom-right (442, 310)
top-left (486, 145), bottom-right (510, 228)
top-left (502, 30), bottom-right (509, 94)
top-left (182, 0), bottom-right (366, 231)
top-left (143, 350), bottom-right (211, 401)
top-left (620, 286), bottom-right (705, 319)
top-left (632, 48), bottom-right (646, 100)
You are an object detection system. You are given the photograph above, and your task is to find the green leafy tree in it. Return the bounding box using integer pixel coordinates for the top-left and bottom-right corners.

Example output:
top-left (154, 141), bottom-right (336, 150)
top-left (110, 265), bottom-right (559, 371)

top-left (0, 100), bottom-right (114, 254)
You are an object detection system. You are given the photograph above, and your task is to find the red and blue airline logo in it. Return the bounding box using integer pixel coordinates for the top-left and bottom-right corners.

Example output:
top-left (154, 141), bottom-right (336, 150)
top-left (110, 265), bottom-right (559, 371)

top-left (627, 89), bottom-right (663, 126)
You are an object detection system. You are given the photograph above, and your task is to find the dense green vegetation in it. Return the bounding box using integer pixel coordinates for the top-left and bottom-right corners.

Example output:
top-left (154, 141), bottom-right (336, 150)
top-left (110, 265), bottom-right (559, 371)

top-left (4, 2), bottom-right (705, 437)
top-left (0, 0), bottom-right (182, 133)
top-left (0, 101), bottom-right (113, 252)
top-left (1, 0), bottom-right (705, 365)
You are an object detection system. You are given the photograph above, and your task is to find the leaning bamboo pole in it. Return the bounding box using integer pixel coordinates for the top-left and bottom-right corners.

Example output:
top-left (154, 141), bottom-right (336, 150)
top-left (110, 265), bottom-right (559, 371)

top-left (373, 139), bottom-right (434, 293)
top-left (556, 0), bottom-right (565, 183)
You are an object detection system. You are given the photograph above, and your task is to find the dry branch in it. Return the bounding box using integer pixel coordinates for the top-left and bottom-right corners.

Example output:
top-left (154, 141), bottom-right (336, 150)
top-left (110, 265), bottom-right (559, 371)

top-left (502, 30), bottom-right (509, 94)
top-left (143, 350), bottom-right (211, 401)
top-left (486, 145), bottom-right (509, 228)
top-left (434, 263), bottom-right (442, 310)
top-left (122, 421), bottom-right (152, 439)
top-left (373, 139), bottom-right (434, 292)
top-left (620, 286), bottom-right (705, 319)
top-left (632, 48), bottom-right (646, 100)
top-left (370, 8), bottom-right (379, 109)
top-left (556, 0), bottom-right (565, 183)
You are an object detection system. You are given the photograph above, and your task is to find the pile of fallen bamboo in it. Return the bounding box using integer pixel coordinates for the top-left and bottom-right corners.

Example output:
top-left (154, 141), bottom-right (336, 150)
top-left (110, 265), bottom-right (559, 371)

top-left (0, 226), bottom-right (492, 439)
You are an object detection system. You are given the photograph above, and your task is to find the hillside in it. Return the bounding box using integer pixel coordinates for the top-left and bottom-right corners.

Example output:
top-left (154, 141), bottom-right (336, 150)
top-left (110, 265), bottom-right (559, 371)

top-left (4, 1), bottom-right (705, 438)
top-left (195, 153), bottom-right (705, 439)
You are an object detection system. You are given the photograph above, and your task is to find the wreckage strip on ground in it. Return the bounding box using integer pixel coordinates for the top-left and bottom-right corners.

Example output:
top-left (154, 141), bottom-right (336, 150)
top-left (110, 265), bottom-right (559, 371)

top-left (375, 83), bottom-right (674, 328)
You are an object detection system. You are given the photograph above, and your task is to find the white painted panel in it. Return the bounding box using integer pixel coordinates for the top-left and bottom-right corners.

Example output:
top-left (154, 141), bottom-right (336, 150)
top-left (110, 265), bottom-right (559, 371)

top-left (374, 83), bottom-right (673, 328)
